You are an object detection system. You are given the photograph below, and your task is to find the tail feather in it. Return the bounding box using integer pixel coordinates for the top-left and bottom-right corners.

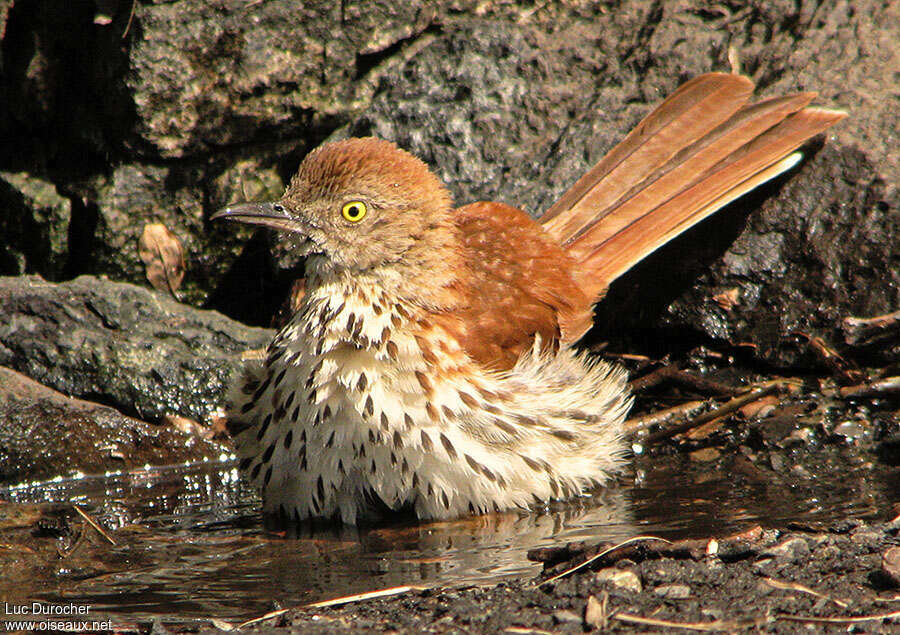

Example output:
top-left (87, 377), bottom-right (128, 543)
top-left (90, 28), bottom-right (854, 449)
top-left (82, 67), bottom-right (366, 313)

top-left (539, 73), bottom-right (846, 307)
top-left (541, 73), bottom-right (754, 242)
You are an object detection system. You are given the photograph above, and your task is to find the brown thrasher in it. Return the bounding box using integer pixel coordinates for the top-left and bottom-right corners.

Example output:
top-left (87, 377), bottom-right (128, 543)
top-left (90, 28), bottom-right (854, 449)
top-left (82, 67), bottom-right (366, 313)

top-left (213, 73), bottom-right (844, 524)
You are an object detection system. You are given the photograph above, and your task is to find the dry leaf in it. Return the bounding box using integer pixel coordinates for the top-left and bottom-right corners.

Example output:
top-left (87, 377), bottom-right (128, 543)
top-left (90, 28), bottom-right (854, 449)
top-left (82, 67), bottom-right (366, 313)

top-left (138, 223), bottom-right (185, 297)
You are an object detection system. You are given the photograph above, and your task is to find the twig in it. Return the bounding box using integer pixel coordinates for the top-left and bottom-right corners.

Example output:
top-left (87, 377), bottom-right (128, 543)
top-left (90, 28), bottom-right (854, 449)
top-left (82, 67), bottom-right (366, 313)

top-left (641, 382), bottom-right (785, 445)
top-left (838, 375), bottom-right (900, 399)
top-left (614, 612), bottom-right (763, 631)
top-left (842, 310), bottom-right (900, 345)
top-left (538, 536), bottom-right (670, 585)
top-left (74, 505), bottom-right (116, 545)
top-left (777, 609), bottom-right (900, 624)
top-left (237, 585), bottom-right (425, 628)
top-left (762, 576), bottom-right (850, 608)
top-left (305, 585), bottom-right (424, 608)
top-left (792, 330), bottom-right (867, 385)
top-left (629, 364), bottom-right (736, 396)
top-left (624, 400), bottom-right (707, 436)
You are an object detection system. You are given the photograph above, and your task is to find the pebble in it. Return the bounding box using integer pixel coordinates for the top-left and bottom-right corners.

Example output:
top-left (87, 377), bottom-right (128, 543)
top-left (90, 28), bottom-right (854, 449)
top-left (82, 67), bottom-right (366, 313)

top-left (653, 584), bottom-right (691, 599)
top-left (880, 546), bottom-right (900, 587)
top-left (594, 568), bottom-right (642, 593)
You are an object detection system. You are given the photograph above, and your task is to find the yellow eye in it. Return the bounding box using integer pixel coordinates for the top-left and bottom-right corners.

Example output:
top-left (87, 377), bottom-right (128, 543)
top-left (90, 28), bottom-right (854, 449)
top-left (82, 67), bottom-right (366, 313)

top-left (341, 201), bottom-right (367, 222)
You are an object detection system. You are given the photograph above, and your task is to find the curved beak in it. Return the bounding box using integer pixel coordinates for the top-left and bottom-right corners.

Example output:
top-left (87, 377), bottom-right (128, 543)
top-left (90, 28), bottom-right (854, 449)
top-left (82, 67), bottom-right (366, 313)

top-left (211, 202), bottom-right (305, 233)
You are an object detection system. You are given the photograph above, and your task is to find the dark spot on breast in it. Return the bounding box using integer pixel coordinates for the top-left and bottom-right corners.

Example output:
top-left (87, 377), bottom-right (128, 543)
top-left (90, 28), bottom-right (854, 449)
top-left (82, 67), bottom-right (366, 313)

top-left (420, 431), bottom-right (433, 452)
top-left (283, 429), bottom-right (293, 449)
top-left (427, 482), bottom-right (434, 497)
top-left (253, 377), bottom-right (272, 402)
top-left (380, 412), bottom-right (390, 430)
top-left (262, 441), bottom-right (276, 464)
top-left (391, 314), bottom-right (402, 328)
top-left (358, 443), bottom-right (367, 458)
top-left (338, 459), bottom-right (345, 475)
top-left (364, 395), bottom-right (374, 416)
top-left (346, 312), bottom-right (356, 333)
top-left (241, 380), bottom-right (259, 395)
top-left (240, 401), bottom-right (255, 415)
top-left (515, 414), bottom-right (540, 427)
top-left (380, 325), bottom-right (391, 343)
top-left (481, 465), bottom-right (497, 483)
top-left (441, 405), bottom-right (454, 419)
top-left (551, 429), bottom-right (577, 442)
top-left (414, 370), bottom-right (433, 394)
top-left (256, 414), bottom-right (272, 440)
top-left (404, 413), bottom-right (414, 429)
top-left (392, 430), bottom-right (403, 449)
top-left (311, 496), bottom-right (320, 514)
top-left (370, 459), bottom-right (377, 474)
top-left (291, 404), bottom-right (301, 422)
top-left (263, 466), bottom-right (273, 487)
top-left (439, 433), bottom-right (457, 459)
top-left (465, 454), bottom-right (481, 473)
top-left (239, 457), bottom-right (252, 471)
top-left (317, 475), bottom-right (325, 501)
top-left (385, 340), bottom-right (399, 360)
top-left (441, 490), bottom-right (450, 509)
top-left (325, 430), bottom-right (335, 448)
top-left (322, 404), bottom-right (332, 421)
top-left (284, 391), bottom-right (295, 411)
top-left (274, 367), bottom-right (287, 387)
top-left (521, 455), bottom-right (541, 471)
top-left (307, 388), bottom-right (317, 404)
top-left (459, 391), bottom-right (478, 408)
top-left (401, 457), bottom-right (409, 475)
top-left (412, 472), bottom-right (419, 488)
top-left (250, 463), bottom-right (261, 480)
top-left (425, 403), bottom-right (438, 421)
top-left (368, 429), bottom-right (377, 444)
top-left (373, 303), bottom-right (383, 316)
top-left (494, 418), bottom-right (516, 435)
top-left (549, 479), bottom-right (560, 498)
top-left (390, 452), bottom-right (397, 466)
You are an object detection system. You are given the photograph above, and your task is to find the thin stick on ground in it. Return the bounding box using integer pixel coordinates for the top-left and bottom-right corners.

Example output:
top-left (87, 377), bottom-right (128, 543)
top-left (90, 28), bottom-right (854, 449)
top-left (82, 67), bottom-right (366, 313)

top-left (641, 381), bottom-right (787, 445)
top-left (539, 536), bottom-right (670, 585)
top-left (74, 505), bottom-right (116, 545)
top-left (838, 375), bottom-right (900, 399)
top-left (614, 612), bottom-right (765, 631)
top-left (762, 576), bottom-right (850, 608)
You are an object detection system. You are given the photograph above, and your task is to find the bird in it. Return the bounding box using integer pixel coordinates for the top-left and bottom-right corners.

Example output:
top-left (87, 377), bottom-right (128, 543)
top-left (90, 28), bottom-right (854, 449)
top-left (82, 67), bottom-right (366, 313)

top-left (212, 73), bottom-right (844, 524)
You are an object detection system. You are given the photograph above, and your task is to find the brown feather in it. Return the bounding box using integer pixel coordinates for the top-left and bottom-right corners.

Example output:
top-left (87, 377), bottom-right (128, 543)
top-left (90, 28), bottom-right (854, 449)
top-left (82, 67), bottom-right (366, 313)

top-left (436, 202), bottom-right (592, 371)
top-left (538, 72), bottom-right (846, 306)
top-left (540, 73), bottom-right (754, 241)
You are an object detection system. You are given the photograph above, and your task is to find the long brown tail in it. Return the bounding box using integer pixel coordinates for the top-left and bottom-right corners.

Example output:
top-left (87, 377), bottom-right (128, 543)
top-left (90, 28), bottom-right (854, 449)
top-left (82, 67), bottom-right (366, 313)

top-left (540, 73), bottom-right (846, 305)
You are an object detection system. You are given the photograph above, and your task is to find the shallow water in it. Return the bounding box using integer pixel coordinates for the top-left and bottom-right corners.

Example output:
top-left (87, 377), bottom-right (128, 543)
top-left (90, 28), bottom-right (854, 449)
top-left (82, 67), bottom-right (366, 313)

top-left (1, 448), bottom-right (896, 625)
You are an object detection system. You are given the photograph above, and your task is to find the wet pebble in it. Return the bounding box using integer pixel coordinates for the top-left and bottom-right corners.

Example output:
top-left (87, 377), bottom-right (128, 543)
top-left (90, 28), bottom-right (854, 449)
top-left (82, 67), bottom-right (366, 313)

top-left (881, 547), bottom-right (900, 587)
top-left (653, 583), bottom-right (691, 599)
top-left (760, 536), bottom-right (810, 561)
top-left (593, 568), bottom-right (642, 593)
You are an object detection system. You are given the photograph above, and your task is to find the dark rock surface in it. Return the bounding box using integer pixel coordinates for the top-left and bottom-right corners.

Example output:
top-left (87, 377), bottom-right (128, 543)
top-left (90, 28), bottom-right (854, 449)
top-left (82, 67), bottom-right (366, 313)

top-left (0, 275), bottom-right (272, 423)
top-left (0, 367), bottom-right (227, 483)
top-left (0, 1), bottom-right (896, 363)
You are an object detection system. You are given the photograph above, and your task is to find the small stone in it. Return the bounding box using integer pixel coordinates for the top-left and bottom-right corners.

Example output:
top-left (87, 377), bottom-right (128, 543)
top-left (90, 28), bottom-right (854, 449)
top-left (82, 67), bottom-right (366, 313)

top-left (881, 546), bottom-right (900, 587)
top-left (584, 594), bottom-right (606, 629)
top-left (689, 447), bottom-right (720, 462)
top-left (653, 584), bottom-right (691, 599)
top-left (594, 568), bottom-right (642, 593)
top-left (761, 537), bottom-right (810, 560)
top-left (552, 609), bottom-right (582, 624)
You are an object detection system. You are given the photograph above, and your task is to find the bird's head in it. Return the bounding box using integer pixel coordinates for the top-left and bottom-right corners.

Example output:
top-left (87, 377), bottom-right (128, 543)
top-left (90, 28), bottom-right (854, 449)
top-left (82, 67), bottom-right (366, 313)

top-left (213, 137), bottom-right (457, 277)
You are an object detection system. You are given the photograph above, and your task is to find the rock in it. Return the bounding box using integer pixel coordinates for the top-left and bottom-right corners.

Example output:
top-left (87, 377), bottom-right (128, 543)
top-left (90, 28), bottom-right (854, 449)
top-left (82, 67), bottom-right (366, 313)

top-left (881, 547), bottom-right (900, 588)
top-left (0, 172), bottom-right (71, 279)
top-left (0, 275), bottom-right (272, 423)
top-left (593, 568), bottom-right (642, 594)
top-left (652, 583), bottom-right (691, 599)
top-left (760, 537), bottom-right (811, 561)
top-left (0, 367), bottom-right (226, 483)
